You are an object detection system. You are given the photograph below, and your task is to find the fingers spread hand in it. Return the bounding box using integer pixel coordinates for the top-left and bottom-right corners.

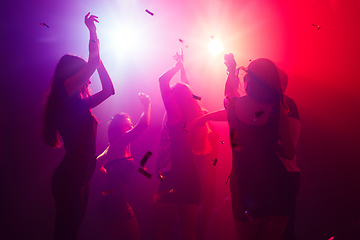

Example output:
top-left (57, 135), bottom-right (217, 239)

top-left (139, 93), bottom-right (151, 105)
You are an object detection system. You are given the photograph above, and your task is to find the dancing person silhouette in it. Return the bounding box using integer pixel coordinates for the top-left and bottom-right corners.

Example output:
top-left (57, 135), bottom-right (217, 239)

top-left (42, 12), bottom-right (114, 240)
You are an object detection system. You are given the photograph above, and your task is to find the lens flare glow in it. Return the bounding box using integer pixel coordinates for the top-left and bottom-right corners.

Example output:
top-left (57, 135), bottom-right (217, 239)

top-left (103, 26), bottom-right (143, 55)
top-left (208, 38), bottom-right (224, 55)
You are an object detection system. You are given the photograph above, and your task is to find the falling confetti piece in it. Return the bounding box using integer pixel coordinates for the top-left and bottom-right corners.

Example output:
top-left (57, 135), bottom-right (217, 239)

top-left (140, 151), bottom-right (152, 168)
top-left (158, 172), bottom-right (165, 182)
top-left (212, 158), bottom-right (218, 166)
top-left (138, 168), bottom-right (152, 179)
top-left (145, 9), bottom-right (154, 16)
top-left (179, 38), bottom-right (189, 48)
top-left (312, 23), bottom-right (321, 30)
top-left (40, 23), bottom-right (49, 28)
top-left (192, 94), bottom-right (201, 101)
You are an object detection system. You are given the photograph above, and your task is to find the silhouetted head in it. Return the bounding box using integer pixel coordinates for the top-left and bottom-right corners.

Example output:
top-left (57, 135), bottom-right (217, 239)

top-left (53, 54), bottom-right (90, 98)
top-left (54, 55), bottom-right (86, 81)
top-left (244, 58), bottom-right (283, 103)
top-left (42, 54), bottom-right (89, 147)
top-left (108, 113), bottom-right (132, 145)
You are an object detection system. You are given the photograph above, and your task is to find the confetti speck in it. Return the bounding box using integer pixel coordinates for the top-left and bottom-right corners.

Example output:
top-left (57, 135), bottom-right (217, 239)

top-left (140, 151), bottom-right (152, 168)
top-left (145, 9), bottom-right (154, 16)
top-left (138, 168), bottom-right (152, 179)
top-left (192, 94), bottom-right (201, 101)
top-left (40, 23), bottom-right (49, 28)
top-left (312, 23), bottom-right (321, 30)
top-left (158, 172), bottom-right (165, 182)
top-left (212, 158), bottom-right (218, 166)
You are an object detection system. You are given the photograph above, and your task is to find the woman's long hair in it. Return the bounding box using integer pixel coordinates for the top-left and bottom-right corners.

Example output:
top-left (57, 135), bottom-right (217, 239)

top-left (171, 83), bottom-right (212, 155)
top-left (42, 54), bottom-right (87, 147)
top-left (244, 58), bottom-right (285, 106)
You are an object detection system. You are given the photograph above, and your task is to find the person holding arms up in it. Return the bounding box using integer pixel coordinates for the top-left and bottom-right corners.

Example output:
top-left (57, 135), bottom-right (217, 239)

top-left (42, 13), bottom-right (114, 240)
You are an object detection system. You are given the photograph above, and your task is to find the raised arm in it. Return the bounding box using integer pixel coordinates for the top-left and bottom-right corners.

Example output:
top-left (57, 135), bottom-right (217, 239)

top-left (159, 61), bottom-right (182, 126)
top-left (173, 48), bottom-right (189, 84)
top-left (64, 12), bottom-right (100, 96)
top-left (83, 61), bottom-right (115, 109)
top-left (187, 109), bottom-right (227, 131)
top-left (117, 93), bottom-right (151, 144)
top-left (224, 53), bottom-right (240, 98)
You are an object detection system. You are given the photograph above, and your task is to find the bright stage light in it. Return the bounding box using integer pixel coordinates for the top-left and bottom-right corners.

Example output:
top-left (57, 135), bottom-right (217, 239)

top-left (103, 26), bottom-right (143, 55)
top-left (208, 38), bottom-right (224, 55)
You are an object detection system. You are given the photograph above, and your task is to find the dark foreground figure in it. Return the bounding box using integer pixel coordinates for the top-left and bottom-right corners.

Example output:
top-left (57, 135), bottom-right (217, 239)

top-left (42, 12), bottom-right (114, 240)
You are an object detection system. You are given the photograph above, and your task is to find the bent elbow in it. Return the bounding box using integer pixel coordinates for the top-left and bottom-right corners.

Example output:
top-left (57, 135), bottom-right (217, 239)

top-left (109, 86), bottom-right (115, 96)
top-left (104, 86), bottom-right (115, 98)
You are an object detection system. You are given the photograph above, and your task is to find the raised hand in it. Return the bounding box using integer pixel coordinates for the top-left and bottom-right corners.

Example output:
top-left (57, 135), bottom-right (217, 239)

top-left (85, 12), bottom-right (99, 32)
top-left (224, 53), bottom-right (236, 72)
top-left (173, 48), bottom-right (184, 62)
top-left (139, 93), bottom-right (151, 107)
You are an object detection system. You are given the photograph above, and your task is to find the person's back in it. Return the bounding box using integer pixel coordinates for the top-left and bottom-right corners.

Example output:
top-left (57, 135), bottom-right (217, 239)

top-left (227, 95), bottom-right (290, 221)
top-left (224, 56), bottom-right (294, 240)
top-left (57, 88), bottom-right (97, 168)
top-left (228, 95), bottom-right (279, 162)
